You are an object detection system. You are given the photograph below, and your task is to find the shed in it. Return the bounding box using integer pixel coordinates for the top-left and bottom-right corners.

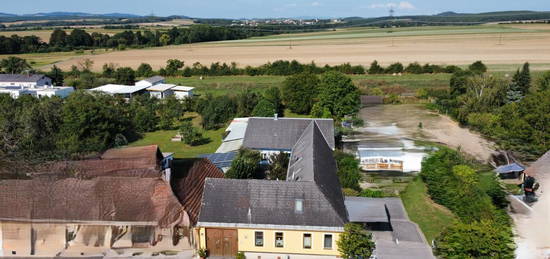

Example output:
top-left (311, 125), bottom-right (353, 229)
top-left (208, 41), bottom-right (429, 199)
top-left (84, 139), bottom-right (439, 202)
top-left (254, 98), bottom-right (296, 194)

top-left (495, 163), bottom-right (524, 179)
top-left (172, 86), bottom-right (195, 99)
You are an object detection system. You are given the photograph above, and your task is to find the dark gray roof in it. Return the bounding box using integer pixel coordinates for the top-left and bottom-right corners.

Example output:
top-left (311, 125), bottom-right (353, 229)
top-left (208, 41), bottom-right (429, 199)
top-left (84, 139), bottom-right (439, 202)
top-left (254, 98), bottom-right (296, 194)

top-left (0, 74), bottom-right (49, 82)
top-left (143, 76), bottom-right (165, 84)
top-left (198, 178), bottom-right (346, 227)
top-left (345, 197), bottom-right (390, 223)
top-left (243, 117), bottom-right (335, 150)
top-left (286, 121), bottom-right (348, 223)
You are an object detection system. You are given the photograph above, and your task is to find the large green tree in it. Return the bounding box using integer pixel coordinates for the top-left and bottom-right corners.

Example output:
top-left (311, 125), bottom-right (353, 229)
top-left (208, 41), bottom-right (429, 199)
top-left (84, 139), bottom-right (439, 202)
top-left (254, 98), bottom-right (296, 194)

top-left (0, 56), bottom-right (31, 74)
top-left (226, 148), bottom-right (262, 179)
top-left (57, 91), bottom-right (134, 154)
top-left (282, 72), bottom-right (319, 114)
top-left (337, 223), bottom-right (375, 259)
top-left (115, 67), bottom-right (136, 85)
top-left (334, 151), bottom-right (362, 190)
top-left (252, 99), bottom-right (277, 117)
top-left (316, 71), bottom-right (360, 118)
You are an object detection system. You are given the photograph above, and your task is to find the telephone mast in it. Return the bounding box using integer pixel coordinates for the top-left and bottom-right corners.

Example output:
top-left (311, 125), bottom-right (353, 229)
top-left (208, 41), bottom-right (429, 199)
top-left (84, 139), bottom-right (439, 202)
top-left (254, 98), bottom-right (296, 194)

top-left (389, 7), bottom-right (395, 18)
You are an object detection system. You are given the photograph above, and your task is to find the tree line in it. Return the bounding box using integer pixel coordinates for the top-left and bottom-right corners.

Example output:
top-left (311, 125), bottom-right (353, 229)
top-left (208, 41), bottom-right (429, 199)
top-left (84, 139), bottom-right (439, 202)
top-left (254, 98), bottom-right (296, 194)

top-left (427, 61), bottom-right (550, 159)
top-left (420, 148), bottom-right (514, 258)
top-left (0, 25), bottom-right (252, 54)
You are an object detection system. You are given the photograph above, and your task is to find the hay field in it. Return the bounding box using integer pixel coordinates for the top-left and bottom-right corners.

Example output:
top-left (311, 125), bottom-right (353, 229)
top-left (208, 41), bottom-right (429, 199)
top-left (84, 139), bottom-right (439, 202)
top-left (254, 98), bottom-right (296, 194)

top-left (18, 24), bottom-right (550, 72)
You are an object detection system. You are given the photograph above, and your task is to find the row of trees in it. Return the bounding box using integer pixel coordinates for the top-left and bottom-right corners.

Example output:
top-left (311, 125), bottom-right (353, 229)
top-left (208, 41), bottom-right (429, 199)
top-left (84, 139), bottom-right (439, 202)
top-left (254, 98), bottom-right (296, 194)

top-left (0, 92), bottom-right (192, 160)
top-left (420, 148), bottom-right (514, 258)
top-left (429, 62), bottom-right (550, 159)
top-left (0, 25), bottom-right (251, 54)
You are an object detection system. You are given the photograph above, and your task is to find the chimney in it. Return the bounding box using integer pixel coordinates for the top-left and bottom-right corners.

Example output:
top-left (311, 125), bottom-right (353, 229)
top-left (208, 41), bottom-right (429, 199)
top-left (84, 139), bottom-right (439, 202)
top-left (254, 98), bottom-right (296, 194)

top-left (274, 113), bottom-right (278, 120)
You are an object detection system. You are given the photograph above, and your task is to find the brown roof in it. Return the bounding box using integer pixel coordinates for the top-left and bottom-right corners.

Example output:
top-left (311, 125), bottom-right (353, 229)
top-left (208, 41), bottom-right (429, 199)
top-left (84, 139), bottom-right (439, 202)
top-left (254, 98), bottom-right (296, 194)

top-left (171, 159), bottom-right (224, 224)
top-left (101, 145), bottom-right (163, 165)
top-left (524, 150), bottom-right (550, 178)
top-left (0, 177), bottom-right (189, 228)
top-left (41, 145), bottom-right (163, 179)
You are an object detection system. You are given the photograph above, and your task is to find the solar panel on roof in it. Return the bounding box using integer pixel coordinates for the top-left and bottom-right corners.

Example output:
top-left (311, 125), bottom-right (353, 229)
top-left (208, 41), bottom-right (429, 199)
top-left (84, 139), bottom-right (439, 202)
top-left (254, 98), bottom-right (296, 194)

top-left (198, 152), bottom-right (237, 169)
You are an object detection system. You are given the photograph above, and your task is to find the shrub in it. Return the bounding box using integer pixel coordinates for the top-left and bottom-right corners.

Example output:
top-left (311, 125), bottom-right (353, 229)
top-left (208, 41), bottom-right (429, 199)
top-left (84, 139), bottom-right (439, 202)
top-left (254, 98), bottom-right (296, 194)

top-left (179, 121), bottom-right (206, 146)
top-left (435, 220), bottom-right (515, 259)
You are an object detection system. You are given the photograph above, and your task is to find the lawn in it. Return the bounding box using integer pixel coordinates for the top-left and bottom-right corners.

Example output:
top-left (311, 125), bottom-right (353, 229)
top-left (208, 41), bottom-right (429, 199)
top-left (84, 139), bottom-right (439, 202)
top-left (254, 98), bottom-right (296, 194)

top-left (400, 177), bottom-right (456, 242)
top-left (128, 112), bottom-right (225, 158)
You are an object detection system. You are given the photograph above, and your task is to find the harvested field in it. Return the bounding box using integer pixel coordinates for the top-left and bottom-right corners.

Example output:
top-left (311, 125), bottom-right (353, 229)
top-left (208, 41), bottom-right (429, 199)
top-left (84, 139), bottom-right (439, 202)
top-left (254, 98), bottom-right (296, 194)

top-left (42, 24), bottom-right (550, 72)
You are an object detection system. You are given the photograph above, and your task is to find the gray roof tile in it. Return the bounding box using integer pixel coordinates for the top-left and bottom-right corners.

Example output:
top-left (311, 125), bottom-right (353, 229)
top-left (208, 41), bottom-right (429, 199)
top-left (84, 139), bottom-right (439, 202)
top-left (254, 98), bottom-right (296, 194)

top-left (243, 117), bottom-right (335, 150)
top-left (0, 74), bottom-right (48, 83)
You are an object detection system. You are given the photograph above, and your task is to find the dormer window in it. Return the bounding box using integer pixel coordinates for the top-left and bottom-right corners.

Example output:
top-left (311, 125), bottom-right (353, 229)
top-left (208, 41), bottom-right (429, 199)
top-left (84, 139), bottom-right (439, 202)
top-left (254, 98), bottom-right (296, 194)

top-left (295, 199), bottom-right (303, 213)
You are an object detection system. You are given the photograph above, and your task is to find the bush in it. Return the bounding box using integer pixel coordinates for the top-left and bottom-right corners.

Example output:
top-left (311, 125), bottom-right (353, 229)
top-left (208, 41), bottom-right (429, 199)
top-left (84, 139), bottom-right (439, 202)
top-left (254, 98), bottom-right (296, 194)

top-left (360, 189), bottom-right (385, 198)
top-left (179, 121), bottom-right (207, 146)
top-left (435, 220), bottom-right (515, 259)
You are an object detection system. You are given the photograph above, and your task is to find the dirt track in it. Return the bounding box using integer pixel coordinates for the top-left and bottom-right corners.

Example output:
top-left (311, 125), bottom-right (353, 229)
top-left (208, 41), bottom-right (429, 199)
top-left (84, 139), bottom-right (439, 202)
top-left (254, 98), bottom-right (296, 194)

top-left (49, 30), bottom-right (550, 72)
top-left (360, 104), bottom-right (496, 161)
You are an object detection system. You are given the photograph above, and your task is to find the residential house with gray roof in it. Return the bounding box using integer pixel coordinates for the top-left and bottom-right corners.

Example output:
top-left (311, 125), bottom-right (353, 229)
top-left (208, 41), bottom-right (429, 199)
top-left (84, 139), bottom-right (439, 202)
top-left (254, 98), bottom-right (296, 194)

top-left (196, 121), bottom-right (346, 258)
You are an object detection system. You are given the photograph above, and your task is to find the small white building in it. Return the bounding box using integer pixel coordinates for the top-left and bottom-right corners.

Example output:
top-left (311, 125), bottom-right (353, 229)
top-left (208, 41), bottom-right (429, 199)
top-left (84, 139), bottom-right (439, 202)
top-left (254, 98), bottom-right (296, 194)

top-left (89, 84), bottom-right (149, 99)
top-left (135, 76), bottom-right (165, 88)
top-left (147, 84), bottom-right (176, 99)
top-left (0, 74), bottom-right (52, 88)
top-left (0, 86), bottom-right (74, 99)
top-left (33, 87), bottom-right (74, 98)
top-left (172, 86), bottom-right (194, 99)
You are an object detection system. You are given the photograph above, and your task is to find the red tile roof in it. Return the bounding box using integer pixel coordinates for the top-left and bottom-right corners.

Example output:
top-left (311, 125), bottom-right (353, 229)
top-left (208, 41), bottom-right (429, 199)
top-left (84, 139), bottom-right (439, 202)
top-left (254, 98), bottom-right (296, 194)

top-left (0, 177), bottom-right (189, 228)
top-left (171, 159), bottom-right (224, 224)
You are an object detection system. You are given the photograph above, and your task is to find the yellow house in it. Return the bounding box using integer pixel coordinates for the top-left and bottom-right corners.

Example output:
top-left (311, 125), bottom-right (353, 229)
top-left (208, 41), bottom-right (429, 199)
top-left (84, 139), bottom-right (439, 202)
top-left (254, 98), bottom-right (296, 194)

top-left (196, 122), bottom-right (348, 258)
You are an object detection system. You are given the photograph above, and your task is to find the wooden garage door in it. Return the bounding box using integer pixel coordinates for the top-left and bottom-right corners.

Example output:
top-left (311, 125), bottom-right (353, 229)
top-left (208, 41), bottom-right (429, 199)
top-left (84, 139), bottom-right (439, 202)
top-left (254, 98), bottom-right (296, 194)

top-left (206, 228), bottom-right (237, 257)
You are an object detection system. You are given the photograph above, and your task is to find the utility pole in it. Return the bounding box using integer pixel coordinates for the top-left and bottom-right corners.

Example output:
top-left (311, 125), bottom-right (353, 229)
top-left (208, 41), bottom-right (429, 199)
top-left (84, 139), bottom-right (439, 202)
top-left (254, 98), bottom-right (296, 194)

top-left (289, 40), bottom-right (292, 49)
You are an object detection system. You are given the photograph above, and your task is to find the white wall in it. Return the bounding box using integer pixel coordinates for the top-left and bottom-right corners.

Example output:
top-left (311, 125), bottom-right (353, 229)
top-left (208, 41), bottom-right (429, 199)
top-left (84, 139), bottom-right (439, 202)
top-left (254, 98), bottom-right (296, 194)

top-left (174, 91), bottom-right (193, 99)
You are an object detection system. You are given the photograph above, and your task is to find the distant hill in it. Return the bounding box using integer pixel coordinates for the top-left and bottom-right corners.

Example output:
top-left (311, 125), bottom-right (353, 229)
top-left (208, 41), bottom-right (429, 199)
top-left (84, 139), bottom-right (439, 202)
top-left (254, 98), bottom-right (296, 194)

top-left (342, 10), bottom-right (550, 27)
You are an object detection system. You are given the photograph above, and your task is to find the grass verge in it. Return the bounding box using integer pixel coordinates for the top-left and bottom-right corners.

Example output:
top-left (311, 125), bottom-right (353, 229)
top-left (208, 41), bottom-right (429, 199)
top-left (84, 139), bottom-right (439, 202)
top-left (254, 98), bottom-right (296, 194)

top-left (401, 176), bottom-right (456, 242)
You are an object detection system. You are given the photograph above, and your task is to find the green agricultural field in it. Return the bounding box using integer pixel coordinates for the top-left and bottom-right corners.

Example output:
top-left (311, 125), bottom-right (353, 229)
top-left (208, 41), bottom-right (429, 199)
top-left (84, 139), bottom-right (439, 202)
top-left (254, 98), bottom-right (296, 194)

top-left (166, 73), bottom-right (451, 96)
top-left (401, 177), bottom-right (456, 242)
top-left (224, 24), bottom-right (543, 44)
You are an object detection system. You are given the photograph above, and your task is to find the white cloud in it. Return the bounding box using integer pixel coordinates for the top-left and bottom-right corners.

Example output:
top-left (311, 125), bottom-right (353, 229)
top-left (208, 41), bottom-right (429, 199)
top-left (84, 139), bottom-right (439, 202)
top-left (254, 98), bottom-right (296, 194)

top-left (285, 3), bottom-right (297, 7)
top-left (311, 1), bottom-right (321, 6)
top-left (369, 1), bottom-right (415, 10)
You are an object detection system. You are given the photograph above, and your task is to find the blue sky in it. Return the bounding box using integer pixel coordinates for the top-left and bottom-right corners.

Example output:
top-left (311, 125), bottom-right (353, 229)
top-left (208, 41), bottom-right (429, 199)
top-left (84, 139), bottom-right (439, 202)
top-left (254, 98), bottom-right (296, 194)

top-left (3, 0), bottom-right (549, 18)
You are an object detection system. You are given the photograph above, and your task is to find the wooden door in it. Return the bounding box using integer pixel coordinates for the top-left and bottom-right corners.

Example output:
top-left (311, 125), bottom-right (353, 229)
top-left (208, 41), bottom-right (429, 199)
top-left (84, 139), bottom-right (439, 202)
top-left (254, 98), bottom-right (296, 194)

top-left (222, 229), bottom-right (238, 257)
top-left (206, 229), bottom-right (237, 257)
top-left (206, 229), bottom-right (223, 256)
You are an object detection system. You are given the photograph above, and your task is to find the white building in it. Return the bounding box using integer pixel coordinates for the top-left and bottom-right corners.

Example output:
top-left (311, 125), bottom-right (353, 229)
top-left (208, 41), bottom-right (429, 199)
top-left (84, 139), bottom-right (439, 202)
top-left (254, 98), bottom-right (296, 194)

top-left (89, 84), bottom-right (149, 99)
top-left (0, 86), bottom-right (75, 99)
top-left (172, 86), bottom-right (194, 99)
top-left (0, 74), bottom-right (52, 88)
top-left (147, 84), bottom-right (175, 99)
top-left (135, 76), bottom-right (165, 88)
